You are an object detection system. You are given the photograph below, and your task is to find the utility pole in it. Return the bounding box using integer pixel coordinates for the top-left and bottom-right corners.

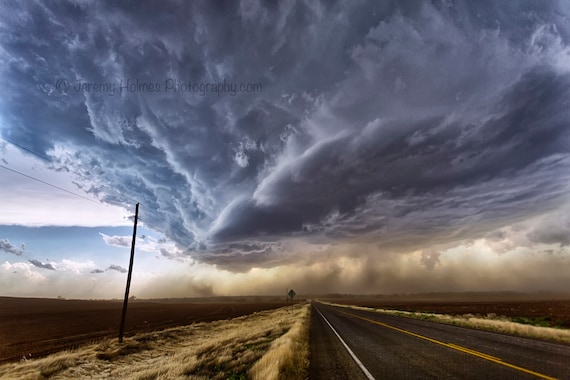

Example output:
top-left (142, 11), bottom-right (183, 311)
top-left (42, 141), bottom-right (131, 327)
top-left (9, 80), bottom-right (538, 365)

top-left (119, 202), bottom-right (139, 343)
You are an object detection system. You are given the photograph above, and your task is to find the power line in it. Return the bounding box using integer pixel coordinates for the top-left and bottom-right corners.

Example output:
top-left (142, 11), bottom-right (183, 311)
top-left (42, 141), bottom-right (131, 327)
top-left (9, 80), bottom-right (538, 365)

top-left (0, 135), bottom-right (52, 163)
top-left (0, 136), bottom-right (137, 208)
top-left (1, 136), bottom-right (145, 206)
top-left (0, 135), bottom-right (188, 238)
top-left (0, 163), bottom-right (101, 204)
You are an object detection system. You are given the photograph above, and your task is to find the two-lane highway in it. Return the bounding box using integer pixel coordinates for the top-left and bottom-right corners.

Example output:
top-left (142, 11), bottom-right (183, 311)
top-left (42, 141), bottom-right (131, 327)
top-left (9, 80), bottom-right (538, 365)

top-left (309, 302), bottom-right (570, 379)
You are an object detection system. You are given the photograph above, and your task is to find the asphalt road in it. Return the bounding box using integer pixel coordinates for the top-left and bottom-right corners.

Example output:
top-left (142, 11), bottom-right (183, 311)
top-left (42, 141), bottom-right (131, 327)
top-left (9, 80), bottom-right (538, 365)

top-left (309, 302), bottom-right (570, 380)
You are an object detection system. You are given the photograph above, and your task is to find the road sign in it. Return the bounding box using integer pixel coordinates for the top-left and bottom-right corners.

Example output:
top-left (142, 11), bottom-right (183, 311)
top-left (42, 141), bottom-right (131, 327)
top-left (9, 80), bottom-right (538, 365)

top-left (288, 289), bottom-right (296, 300)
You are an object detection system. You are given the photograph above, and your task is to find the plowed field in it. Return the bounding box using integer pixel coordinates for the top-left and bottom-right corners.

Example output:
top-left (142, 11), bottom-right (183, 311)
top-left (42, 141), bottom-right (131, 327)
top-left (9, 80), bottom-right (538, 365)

top-left (0, 297), bottom-right (288, 363)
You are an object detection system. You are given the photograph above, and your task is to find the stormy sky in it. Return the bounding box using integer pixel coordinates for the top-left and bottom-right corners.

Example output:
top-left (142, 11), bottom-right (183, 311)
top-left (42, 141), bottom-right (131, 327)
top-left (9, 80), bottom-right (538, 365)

top-left (1, 0), bottom-right (569, 298)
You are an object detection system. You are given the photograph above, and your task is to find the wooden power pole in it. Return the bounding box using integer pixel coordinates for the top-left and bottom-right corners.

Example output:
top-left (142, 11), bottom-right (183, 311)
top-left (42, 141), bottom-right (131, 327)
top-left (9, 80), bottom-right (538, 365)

top-left (119, 202), bottom-right (139, 343)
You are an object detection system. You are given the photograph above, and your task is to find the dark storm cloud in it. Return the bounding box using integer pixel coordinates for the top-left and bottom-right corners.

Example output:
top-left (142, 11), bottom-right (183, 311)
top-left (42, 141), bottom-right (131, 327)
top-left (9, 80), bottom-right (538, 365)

top-left (420, 250), bottom-right (441, 270)
top-left (106, 264), bottom-right (127, 273)
top-left (28, 259), bottom-right (55, 270)
top-left (159, 248), bottom-right (177, 259)
top-left (526, 211), bottom-right (570, 247)
top-left (0, 239), bottom-right (25, 256)
top-left (199, 240), bottom-right (292, 272)
top-left (91, 268), bottom-right (105, 274)
top-left (1, 1), bottom-right (570, 270)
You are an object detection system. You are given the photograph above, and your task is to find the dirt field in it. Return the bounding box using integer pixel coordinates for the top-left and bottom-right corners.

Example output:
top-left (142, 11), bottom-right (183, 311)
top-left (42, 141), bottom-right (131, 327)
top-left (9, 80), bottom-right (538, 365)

top-left (0, 296), bottom-right (289, 364)
top-left (320, 293), bottom-right (570, 329)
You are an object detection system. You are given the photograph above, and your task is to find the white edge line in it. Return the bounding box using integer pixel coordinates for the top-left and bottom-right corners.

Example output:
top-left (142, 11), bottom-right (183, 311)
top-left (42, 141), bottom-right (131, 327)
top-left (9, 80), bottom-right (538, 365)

top-left (315, 305), bottom-right (376, 380)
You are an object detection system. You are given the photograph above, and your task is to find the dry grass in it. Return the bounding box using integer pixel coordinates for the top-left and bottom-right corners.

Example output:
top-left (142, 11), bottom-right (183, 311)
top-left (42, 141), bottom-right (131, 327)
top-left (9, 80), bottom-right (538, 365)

top-left (249, 304), bottom-right (309, 380)
top-left (0, 303), bottom-right (309, 380)
top-left (322, 301), bottom-right (570, 344)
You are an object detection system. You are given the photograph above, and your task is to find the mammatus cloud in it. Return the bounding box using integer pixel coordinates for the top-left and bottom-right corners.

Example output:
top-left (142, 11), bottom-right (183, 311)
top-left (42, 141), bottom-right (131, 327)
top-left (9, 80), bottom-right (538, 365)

top-left (0, 1), bottom-right (569, 285)
top-left (0, 239), bottom-right (25, 256)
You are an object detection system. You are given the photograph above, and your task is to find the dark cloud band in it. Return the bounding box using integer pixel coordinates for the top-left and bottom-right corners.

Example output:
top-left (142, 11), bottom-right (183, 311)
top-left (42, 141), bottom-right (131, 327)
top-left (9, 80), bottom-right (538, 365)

top-left (1, 0), bottom-right (569, 271)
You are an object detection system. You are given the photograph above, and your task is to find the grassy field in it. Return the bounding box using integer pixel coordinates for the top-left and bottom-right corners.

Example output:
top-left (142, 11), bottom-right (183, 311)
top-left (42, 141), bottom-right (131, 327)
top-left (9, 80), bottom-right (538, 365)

top-left (319, 292), bottom-right (570, 328)
top-left (0, 302), bottom-right (309, 380)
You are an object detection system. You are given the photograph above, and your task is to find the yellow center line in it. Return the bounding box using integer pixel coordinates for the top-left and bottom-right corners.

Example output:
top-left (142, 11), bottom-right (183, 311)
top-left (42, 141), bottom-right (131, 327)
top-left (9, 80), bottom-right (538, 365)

top-left (446, 343), bottom-right (502, 362)
top-left (336, 309), bottom-right (557, 380)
